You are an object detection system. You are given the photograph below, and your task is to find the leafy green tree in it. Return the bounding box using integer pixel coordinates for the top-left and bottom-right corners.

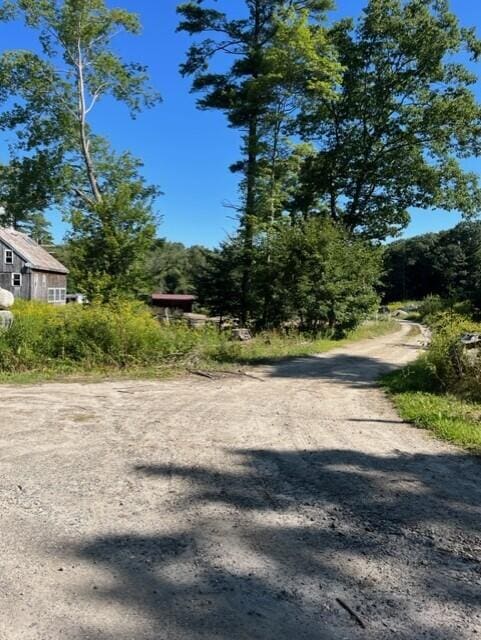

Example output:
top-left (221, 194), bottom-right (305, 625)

top-left (0, 155), bottom-right (59, 240)
top-left (195, 239), bottom-right (244, 320)
top-left (382, 233), bottom-right (441, 302)
top-left (198, 219), bottom-right (381, 333)
top-left (261, 217), bottom-right (381, 333)
top-left (382, 221), bottom-right (481, 308)
top-left (147, 239), bottom-right (214, 294)
top-left (296, 0), bottom-right (481, 240)
top-left (66, 150), bottom-right (160, 301)
top-left (1, 0), bottom-right (160, 203)
top-left (178, 0), bottom-right (339, 322)
top-left (0, 0), bottom-right (161, 298)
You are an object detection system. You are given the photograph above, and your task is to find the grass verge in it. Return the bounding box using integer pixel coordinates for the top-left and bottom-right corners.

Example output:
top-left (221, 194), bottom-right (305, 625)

top-left (381, 359), bottom-right (481, 454)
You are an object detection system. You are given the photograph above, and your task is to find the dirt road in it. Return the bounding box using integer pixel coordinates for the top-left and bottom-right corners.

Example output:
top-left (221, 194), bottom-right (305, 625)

top-left (0, 322), bottom-right (480, 639)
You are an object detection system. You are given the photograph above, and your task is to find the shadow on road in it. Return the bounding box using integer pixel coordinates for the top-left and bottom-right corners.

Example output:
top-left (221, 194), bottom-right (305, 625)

top-left (70, 447), bottom-right (481, 639)
top-left (262, 352), bottom-right (402, 387)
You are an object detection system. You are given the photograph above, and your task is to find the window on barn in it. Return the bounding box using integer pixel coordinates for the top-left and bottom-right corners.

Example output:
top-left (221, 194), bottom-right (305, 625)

top-left (11, 273), bottom-right (21, 287)
top-left (48, 288), bottom-right (66, 303)
top-left (4, 250), bottom-right (13, 265)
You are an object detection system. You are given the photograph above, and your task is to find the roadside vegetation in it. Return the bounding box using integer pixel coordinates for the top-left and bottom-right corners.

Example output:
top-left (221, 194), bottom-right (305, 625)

top-left (0, 301), bottom-right (397, 383)
top-left (382, 307), bottom-right (481, 453)
top-left (380, 219), bottom-right (481, 453)
top-left (383, 360), bottom-right (481, 454)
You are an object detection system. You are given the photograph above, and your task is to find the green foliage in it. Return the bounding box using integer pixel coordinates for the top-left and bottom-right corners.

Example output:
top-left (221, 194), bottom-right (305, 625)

top-left (195, 236), bottom-right (244, 319)
top-left (1, 0), bottom-right (159, 116)
top-left (0, 155), bottom-right (60, 239)
top-left (65, 150), bottom-right (159, 302)
top-left (422, 312), bottom-right (481, 399)
top-left (0, 300), bottom-right (216, 373)
top-left (147, 240), bottom-right (214, 294)
top-left (0, 301), bottom-right (397, 381)
top-left (382, 361), bottom-right (481, 453)
top-left (387, 310), bottom-right (481, 402)
top-left (0, 0), bottom-right (161, 299)
top-left (262, 217), bottom-right (382, 334)
top-left (214, 318), bottom-right (397, 365)
top-left (418, 295), bottom-right (446, 322)
top-left (296, 0), bottom-right (481, 240)
top-left (0, 301), bottom-right (396, 381)
top-left (178, 1), bottom-right (341, 321)
top-left (197, 218), bottom-right (381, 335)
top-left (383, 221), bottom-right (481, 307)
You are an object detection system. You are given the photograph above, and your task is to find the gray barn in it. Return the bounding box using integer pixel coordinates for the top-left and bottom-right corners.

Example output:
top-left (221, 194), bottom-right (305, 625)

top-left (0, 228), bottom-right (68, 303)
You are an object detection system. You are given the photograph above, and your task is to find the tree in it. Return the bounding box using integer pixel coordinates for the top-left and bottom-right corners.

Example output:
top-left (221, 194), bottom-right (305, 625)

top-left (382, 233), bottom-right (442, 301)
top-left (382, 221), bottom-right (481, 307)
top-left (146, 239), bottom-right (214, 294)
top-left (197, 218), bottom-right (381, 333)
top-left (66, 149), bottom-right (160, 301)
top-left (0, 47), bottom-right (67, 236)
top-left (178, 0), bottom-right (339, 322)
top-left (261, 217), bottom-right (382, 333)
top-left (0, 155), bottom-right (59, 240)
top-left (296, 0), bottom-right (481, 240)
top-left (0, 0), bottom-right (161, 297)
top-left (195, 237), bottom-right (245, 320)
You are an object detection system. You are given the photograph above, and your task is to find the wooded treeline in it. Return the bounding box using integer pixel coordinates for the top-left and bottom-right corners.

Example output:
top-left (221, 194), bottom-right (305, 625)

top-left (1, 0), bottom-right (481, 334)
top-left (383, 221), bottom-right (481, 308)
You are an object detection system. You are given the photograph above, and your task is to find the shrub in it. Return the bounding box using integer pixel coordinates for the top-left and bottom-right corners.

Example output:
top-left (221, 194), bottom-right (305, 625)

top-left (424, 312), bottom-right (481, 399)
top-left (418, 295), bottom-right (445, 322)
top-left (0, 300), bottom-right (221, 374)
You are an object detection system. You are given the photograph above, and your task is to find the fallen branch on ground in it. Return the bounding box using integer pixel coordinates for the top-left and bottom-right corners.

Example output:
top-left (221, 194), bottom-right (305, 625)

top-left (336, 598), bottom-right (366, 629)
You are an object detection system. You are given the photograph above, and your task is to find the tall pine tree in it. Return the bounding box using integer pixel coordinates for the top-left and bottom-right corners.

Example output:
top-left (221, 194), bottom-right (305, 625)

top-left (178, 0), bottom-right (339, 322)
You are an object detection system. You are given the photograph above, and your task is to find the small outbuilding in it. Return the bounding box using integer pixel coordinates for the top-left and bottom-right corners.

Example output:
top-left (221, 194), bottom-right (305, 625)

top-left (0, 228), bottom-right (69, 303)
top-left (151, 293), bottom-right (196, 314)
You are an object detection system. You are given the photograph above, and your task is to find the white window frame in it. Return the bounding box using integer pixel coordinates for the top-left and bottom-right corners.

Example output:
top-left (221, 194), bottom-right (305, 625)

top-left (11, 273), bottom-right (22, 287)
top-left (4, 249), bottom-right (13, 265)
top-left (48, 287), bottom-right (66, 304)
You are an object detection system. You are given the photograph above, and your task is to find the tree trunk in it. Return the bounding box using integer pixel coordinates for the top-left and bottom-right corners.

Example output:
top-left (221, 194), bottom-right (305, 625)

top-left (240, 0), bottom-right (262, 326)
top-left (76, 39), bottom-right (102, 205)
top-left (240, 118), bottom-right (258, 325)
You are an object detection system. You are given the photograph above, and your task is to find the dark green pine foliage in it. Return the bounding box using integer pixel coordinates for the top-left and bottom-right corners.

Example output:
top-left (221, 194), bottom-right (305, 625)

top-left (177, 0), bottom-right (337, 322)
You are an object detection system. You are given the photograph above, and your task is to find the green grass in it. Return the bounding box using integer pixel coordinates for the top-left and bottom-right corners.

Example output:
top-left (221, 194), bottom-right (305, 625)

top-left (382, 359), bottom-right (481, 454)
top-left (0, 316), bottom-right (398, 385)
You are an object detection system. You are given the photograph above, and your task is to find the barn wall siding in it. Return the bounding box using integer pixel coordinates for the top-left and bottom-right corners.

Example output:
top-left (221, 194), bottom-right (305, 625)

top-left (0, 239), bottom-right (67, 302)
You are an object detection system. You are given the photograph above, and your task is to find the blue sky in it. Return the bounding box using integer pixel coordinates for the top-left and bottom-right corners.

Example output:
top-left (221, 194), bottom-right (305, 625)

top-left (1, 0), bottom-right (481, 247)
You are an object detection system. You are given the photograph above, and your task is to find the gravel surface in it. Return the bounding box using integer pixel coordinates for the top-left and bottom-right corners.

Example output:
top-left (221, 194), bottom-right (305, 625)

top-left (0, 322), bottom-right (480, 639)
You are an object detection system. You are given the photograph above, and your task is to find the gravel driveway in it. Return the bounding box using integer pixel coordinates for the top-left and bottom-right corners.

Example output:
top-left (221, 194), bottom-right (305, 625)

top-left (0, 322), bottom-right (480, 639)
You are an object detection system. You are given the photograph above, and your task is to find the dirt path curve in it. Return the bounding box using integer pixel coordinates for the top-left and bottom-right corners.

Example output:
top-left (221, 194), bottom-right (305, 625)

top-left (1, 322), bottom-right (480, 640)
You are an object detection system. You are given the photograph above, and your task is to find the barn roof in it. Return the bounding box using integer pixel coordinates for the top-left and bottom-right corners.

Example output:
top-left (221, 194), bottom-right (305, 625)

top-left (0, 228), bottom-right (69, 274)
top-left (152, 293), bottom-right (196, 302)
